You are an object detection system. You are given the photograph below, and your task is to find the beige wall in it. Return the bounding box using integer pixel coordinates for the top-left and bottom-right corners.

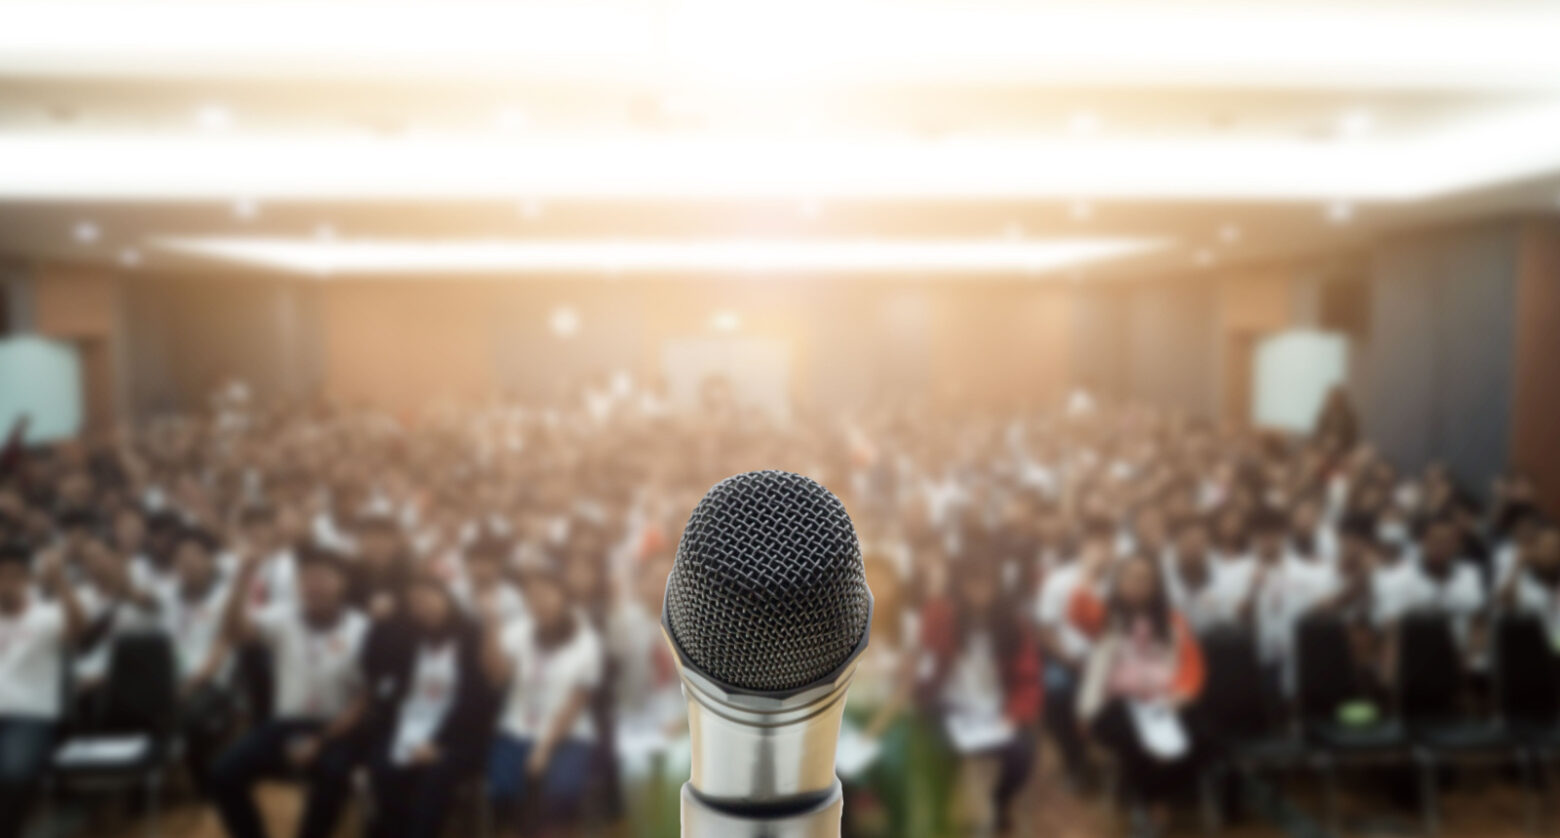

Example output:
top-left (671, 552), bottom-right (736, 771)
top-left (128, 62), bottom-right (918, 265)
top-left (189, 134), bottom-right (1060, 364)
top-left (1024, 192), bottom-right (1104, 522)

top-left (321, 282), bottom-right (498, 409)
top-left (1217, 271), bottom-right (1296, 428)
top-left (314, 279), bottom-right (1074, 414)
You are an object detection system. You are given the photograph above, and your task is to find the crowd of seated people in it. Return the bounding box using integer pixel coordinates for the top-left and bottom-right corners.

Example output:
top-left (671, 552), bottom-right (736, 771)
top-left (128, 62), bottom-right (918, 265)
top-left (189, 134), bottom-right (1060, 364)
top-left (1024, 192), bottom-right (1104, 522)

top-left (0, 378), bottom-right (1556, 838)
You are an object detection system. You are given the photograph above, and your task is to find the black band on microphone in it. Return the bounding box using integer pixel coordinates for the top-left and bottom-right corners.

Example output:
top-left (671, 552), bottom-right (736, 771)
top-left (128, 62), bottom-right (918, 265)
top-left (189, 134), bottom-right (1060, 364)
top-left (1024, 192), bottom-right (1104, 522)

top-left (684, 783), bottom-right (838, 819)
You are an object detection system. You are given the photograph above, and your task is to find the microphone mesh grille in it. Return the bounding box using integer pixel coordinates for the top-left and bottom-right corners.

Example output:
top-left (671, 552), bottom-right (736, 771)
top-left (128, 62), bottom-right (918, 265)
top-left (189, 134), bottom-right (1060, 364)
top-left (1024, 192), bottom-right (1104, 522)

top-left (666, 470), bottom-right (869, 692)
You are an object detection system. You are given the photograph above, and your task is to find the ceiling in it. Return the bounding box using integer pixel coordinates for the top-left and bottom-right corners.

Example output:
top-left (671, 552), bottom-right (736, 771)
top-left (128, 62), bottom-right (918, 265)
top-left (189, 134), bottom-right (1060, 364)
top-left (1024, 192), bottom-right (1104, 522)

top-left (2, 0), bottom-right (1559, 282)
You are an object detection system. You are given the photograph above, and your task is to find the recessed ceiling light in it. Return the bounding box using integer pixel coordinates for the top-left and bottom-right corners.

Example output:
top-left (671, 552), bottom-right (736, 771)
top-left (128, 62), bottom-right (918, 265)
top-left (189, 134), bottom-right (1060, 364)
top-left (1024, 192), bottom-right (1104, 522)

top-left (1068, 111), bottom-right (1099, 137)
top-left (549, 306), bottom-right (580, 337)
top-left (1070, 200), bottom-right (1093, 221)
top-left (658, 93), bottom-right (704, 119)
top-left (118, 247), bottom-right (141, 267)
top-left (1338, 107), bottom-right (1374, 140)
top-left (494, 107), bottom-right (529, 133)
top-left (72, 220), bottom-right (99, 244)
top-left (195, 103), bottom-right (232, 132)
top-left (710, 310), bottom-right (741, 333)
top-left (1326, 200), bottom-right (1355, 223)
top-left (233, 197), bottom-right (259, 221)
top-left (1218, 223), bottom-right (1242, 243)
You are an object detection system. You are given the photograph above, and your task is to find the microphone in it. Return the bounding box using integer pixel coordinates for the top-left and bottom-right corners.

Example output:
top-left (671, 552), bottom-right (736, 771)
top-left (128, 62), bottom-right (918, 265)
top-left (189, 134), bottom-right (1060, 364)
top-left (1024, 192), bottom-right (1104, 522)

top-left (661, 470), bottom-right (872, 837)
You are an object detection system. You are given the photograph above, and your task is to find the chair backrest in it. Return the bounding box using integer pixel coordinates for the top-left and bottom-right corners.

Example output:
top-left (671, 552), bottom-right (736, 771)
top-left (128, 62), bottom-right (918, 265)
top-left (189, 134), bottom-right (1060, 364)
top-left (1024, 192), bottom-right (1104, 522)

top-left (234, 639), bottom-right (276, 723)
top-left (1295, 615), bottom-right (1360, 722)
top-left (1395, 612), bottom-right (1463, 723)
top-left (1195, 627), bottom-right (1273, 741)
top-left (1493, 613), bottom-right (1560, 727)
top-left (99, 631), bottom-right (178, 736)
top-left (59, 637), bottom-right (79, 730)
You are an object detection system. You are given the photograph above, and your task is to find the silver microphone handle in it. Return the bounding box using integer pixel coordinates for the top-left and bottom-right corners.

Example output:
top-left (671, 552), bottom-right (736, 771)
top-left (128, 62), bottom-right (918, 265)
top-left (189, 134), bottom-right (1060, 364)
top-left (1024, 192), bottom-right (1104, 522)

top-left (680, 780), bottom-right (843, 838)
top-left (679, 662), bottom-right (854, 804)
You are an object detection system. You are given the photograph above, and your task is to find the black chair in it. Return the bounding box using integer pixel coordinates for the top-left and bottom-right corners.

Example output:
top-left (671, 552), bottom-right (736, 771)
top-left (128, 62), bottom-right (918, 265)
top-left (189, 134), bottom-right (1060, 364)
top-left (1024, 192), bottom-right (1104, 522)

top-left (1397, 612), bottom-right (1537, 835)
top-left (1199, 628), bottom-right (1301, 760)
top-left (1493, 614), bottom-right (1560, 826)
top-left (1194, 627), bottom-right (1315, 831)
top-left (1294, 615), bottom-right (1417, 834)
top-left (1493, 614), bottom-right (1560, 741)
top-left (47, 631), bottom-right (179, 838)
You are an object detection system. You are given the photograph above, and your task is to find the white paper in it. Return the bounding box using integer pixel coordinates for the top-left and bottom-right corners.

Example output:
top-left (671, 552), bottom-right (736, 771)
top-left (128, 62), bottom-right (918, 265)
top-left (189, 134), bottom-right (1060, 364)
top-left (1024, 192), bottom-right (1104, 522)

top-left (1128, 700), bottom-right (1189, 759)
top-left (943, 713), bottom-right (1014, 754)
top-left (53, 735), bottom-right (151, 767)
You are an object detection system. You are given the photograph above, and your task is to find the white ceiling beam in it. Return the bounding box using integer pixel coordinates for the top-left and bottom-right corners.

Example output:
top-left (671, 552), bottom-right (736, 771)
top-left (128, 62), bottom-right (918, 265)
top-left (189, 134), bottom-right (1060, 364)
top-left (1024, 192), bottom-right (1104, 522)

top-left (4, 100), bottom-right (1560, 202)
top-left (2, 1), bottom-right (1559, 90)
top-left (149, 236), bottom-right (1171, 276)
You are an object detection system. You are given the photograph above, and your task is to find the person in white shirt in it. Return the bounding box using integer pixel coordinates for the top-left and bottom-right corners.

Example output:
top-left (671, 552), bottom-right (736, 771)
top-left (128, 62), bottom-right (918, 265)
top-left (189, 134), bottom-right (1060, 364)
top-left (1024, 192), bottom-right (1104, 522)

top-left (488, 563), bottom-right (603, 831)
top-left (936, 554), bottom-right (1038, 835)
top-left (71, 536), bottom-right (159, 697)
top-left (1034, 517), bottom-right (1114, 790)
top-left (0, 543), bottom-right (84, 838)
top-left (1310, 516), bottom-right (1396, 697)
top-left (1325, 516), bottom-right (1384, 625)
top-left (1492, 507), bottom-right (1545, 594)
top-left (1376, 518), bottom-right (1488, 664)
top-left (1239, 508), bottom-right (1340, 696)
top-left (209, 543), bottom-right (371, 838)
top-left (449, 536), bottom-right (527, 628)
top-left (130, 510), bottom-right (184, 606)
top-left (111, 506), bottom-right (148, 570)
top-left (1164, 517), bottom-right (1244, 633)
top-left (605, 555), bottom-right (679, 735)
top-left (161, 528), bottom-right (237, 797)
top-left (238, 503), bottom-right (297, 611)
top-left (229, 503), bottom-right (299, 724)
top-left (1129, 505), bottom-right (1172, 570)
top-left (1370, 515), bottom-right (1419, 610)
top-left (1498, 523), bottom-right (1560, 642)
top-left (53, 506), bottom-right (99, 568)
top-left (1290, 496), bottom-right (1339, 567)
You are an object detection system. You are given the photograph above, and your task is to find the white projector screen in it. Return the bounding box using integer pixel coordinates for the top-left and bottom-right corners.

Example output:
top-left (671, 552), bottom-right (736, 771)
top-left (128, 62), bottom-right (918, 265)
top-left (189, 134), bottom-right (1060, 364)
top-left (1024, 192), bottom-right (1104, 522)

top-left (1252, 329), bottom-right (1348, 434)
top-left (0, 335), bottom-right (83, 444)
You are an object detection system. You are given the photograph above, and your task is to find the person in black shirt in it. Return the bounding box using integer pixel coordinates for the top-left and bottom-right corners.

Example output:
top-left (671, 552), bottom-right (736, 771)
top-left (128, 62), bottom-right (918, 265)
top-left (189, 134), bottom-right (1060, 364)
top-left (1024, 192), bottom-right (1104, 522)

top-left (358, 573), bottom-right (503, 838)
top-left (348, 514), bottom-right (412, 619)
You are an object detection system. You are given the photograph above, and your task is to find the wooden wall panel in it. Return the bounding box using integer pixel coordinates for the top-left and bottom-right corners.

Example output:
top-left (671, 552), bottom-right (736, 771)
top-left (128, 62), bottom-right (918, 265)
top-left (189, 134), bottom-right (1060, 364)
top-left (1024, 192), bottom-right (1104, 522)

top-left (30, 264), bottom-right (122, 430)
top-left (33, 265), bottom-right (119, 339)
top-left (320, 282), bottom-right (497, 410)
top-left (1217, 271), bottom-right (1295, 427)
top-left (1512, 222), bottom-right (1560, 516)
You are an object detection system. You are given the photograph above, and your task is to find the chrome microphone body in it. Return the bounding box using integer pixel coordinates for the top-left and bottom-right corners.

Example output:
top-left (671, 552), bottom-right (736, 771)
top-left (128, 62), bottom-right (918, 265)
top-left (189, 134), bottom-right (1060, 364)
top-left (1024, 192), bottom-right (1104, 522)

top-left (667, 635), bottom-right (859, 836)
top-left (661, 470), bottom-right (872, 838)
top-left (679, 783), bottom-right (844, 838)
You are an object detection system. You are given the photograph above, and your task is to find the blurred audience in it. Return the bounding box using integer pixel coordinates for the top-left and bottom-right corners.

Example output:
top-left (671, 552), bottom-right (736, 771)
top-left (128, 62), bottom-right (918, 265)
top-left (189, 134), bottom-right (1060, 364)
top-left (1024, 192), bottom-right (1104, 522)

top-left (0, 375), bottom-right (1553, 838)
